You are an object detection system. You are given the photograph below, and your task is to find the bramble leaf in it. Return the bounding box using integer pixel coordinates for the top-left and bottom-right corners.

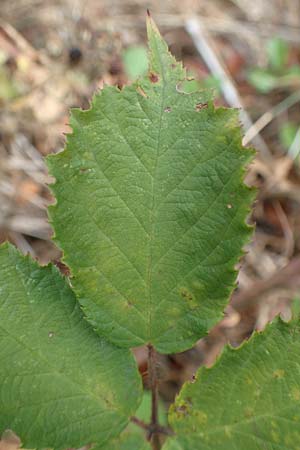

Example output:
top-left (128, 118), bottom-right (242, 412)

top-left (98, 429), bottom-right (151, 450)
top-left (165, 320), bottom-right (300, 450)
top-left (0, 243), bottom-right (142, 450)
top-left (95, 391), bottom-right (164, 450)
top-left (47, 16), bottom-right (254, 352)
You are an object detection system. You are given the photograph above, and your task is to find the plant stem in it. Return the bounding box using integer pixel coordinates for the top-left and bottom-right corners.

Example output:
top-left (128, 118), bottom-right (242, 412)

top-left (130, 416), bottom-right (149, 431)
top-left (147, 343), bottom-right (161, 450)
top-left (131, 346), bottom-right (174, 446)
top-left (130, 416), bottom-right (174, 436)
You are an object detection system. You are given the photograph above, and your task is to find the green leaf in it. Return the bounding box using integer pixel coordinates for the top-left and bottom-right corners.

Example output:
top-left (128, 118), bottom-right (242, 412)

top-left (248, 64), bottom-right (300, 93)
top-left (266, 37), bottom-right (289, 70)
top-left (286, 64), bottom-right (300, 77)
top-left (122, 46), bottom-right (148, 80)
top-left (162, 439), bottom-right (183, 450)
top-left (166, 320), bottom-right (300, 450)
top-left (96, 391), bottom-right (165, 450)
top-left (99, 430), bottom-right (151, 450)
top-left (0, 243), bottom-right (142, 450)
top-left (247, 68), bottom-right (279, 93)
top-left (47, 16), bottom-right (254, 353)
top-left (180, 72), bottom-right (221, 96)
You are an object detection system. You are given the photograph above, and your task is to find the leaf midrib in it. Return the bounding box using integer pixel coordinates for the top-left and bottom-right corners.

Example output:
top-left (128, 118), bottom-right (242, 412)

top-left (147, 41), bottom-right (168, 343)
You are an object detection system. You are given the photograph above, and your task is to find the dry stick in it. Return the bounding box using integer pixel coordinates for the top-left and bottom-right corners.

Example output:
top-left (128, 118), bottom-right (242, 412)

top-left (185, 16), bottom-right (272, 161)
top-left (243, 90), bottom-right (300, 146)
top-left (147, 344), bottom-right (161, 450)
top-left (0, 20), bottom-right (50, 66)
top-left (273, 200), bottom-right (294, 258)
top-left (288, 126), bottom-right (300, 160)
top-left (85, 15), bottom-right (300, 43)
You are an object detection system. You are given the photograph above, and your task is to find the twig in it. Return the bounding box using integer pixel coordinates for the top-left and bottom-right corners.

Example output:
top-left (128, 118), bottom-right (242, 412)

top-left (72, 14), bottom-right (300, 43)
top-left (243, 90), bottom-right (300, 146)
top-left (273, 200), bottom-right (294, 258)
top-left (288, 126), bottom-right (300, 160)
top-left (185, 16), bottom-right (272, 161)
top-left (147, 344), bottom-right (161, 450)
top-left (0, 19), bottom-right (50, 66)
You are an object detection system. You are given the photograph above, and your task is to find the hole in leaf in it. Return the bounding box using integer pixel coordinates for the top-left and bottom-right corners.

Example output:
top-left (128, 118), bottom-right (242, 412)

top-left (137, 86), bottom-right (148, 98)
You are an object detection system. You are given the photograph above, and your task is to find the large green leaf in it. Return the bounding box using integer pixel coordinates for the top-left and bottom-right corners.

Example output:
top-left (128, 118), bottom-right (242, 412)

top-left (95, 391), bottom-right (164, 450)
top-left (166, 320), bottom-right (300, 450)
top-left (99, 431), bottom-right (151, 450)
top-left (47, 16), bottom-right (254, 353)
top-left (0, 243), bottom-right (142, 450)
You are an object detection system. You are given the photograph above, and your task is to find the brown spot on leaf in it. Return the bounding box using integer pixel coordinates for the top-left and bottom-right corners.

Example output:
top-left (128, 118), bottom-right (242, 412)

top-left (54, 260), bottom-right (70, 277)
top-left (244, 407), bottom-right (254, 418)
top-left (180, 288), bottom-right (194, 301)
top-left (273, 369), bottom-right (285, 379)
top-left (195, 103), bottom-right (208, 111)
top-left (149, 72), bottom-right (159, 83)
top-left (176, 401), bottom-right (191, 417)
top-left (180, 287), bottom-right (198, 309)
top-left (291, 388), bottom-right (300, 401)
top-left (177, 405), bottom-right (188, 415)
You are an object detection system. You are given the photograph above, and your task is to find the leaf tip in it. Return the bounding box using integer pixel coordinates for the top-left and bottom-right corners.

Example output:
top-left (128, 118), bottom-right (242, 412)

top-left (146, 12), bottom-right (160, 38)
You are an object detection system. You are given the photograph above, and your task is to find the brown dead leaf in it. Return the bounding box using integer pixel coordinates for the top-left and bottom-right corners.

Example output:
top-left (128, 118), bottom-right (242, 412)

top-left (16, 179), bottom-right (40, 204)
top-left (0, 431), bottom-right (21, 450)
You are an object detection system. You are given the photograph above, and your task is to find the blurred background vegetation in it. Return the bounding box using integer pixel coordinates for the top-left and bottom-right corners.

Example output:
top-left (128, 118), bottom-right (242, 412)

top-left (1, 0), bottom-right (300, 415)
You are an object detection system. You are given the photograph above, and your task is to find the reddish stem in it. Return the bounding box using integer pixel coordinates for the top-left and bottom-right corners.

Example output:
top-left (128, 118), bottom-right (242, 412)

top-left (147, 344), bottom-right (161, 450)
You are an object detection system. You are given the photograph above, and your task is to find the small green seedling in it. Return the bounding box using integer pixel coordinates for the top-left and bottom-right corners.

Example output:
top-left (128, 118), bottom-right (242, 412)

top-left (248, 37), bottom-right (300, 93)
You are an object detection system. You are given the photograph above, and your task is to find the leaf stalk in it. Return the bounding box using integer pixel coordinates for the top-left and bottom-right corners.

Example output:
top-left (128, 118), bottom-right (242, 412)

top-left (148, 343), bottom-right (161, 450)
